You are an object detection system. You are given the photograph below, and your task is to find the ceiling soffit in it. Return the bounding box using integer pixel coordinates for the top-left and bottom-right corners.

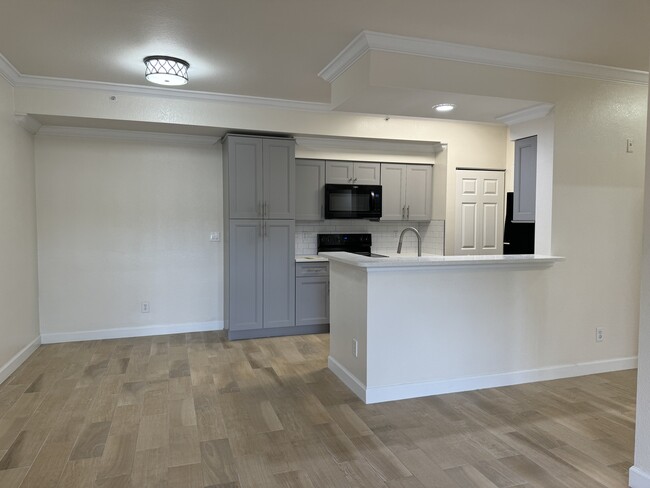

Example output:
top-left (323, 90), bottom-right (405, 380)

top-left (319, 31), bottom-right (649, 86)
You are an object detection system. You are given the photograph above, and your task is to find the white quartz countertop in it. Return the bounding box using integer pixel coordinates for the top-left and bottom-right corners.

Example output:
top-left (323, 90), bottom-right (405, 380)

top-left (295, 255), bottom-right (328, 263)
top-left (319, 251), bottom-right (563, 269)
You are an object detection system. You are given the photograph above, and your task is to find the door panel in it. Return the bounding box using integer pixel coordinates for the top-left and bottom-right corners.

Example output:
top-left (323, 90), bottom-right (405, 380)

top-left (325, 161), bottom-right (354, 184)
top-left (228, 137), bottom-right (263, 219)
top-left (263, 220), bottom-right (295, 329)
top-left (460, 203), bottom-right (478, 251)
top-left (514, 136), bottom-right (537, 222)
top-left (296, 277), bottom-right (330, 326)
top-left (229, 220), bottom-right (263, 330)
top-left (455, 170), bottom-right (505, 255)
top-left (482, 203), bottom-right (498, 249)
top-left (354, 162), bottom-right (381, 185)
top-left (295, 159), bottom-right (325, 221)
top-left (263, 139), bottom-right (295, 219)
top-left (405, 165), bottom-right (433, 221)
top-left (380, 164), bottom-right (407, 220)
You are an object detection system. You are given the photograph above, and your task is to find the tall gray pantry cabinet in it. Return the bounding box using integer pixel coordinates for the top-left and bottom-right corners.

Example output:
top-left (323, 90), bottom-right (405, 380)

top-left (223, 135), bottom-right (296, 340)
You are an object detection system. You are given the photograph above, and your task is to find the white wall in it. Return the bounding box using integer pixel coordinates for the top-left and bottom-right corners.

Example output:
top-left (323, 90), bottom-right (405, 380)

top-left (35, 134), bottom-right (223, 341)
top-left (632, 83), bottom-right (650, 488)
top-left (0, 75), bottom-right (40, 381)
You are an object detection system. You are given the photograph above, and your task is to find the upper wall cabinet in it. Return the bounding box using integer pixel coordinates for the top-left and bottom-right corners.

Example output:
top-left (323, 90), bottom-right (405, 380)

top-left (224, 135), bottom-right (295, 219)
top-left (513, 136), bottom-right (537, 222)
top-left (325, 161), bottom-right (380, 185)
top-left (295, 159), bottom-right (325, 221)
top-left (381, 164), bottom-right (433, 221)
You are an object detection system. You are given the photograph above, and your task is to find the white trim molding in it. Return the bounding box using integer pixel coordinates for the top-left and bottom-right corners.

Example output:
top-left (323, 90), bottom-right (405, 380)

top-left (329, 355), bottom-right (637, 404)
top-left (495, 103), bottom-right (555, 126)
top-left (328, 356), bottom-right (368, 402)
top-left (14, 114), bottom-right (42, 134)
top-left (37, 125), bottom-right (221, 146)
top-left (0, 336), bottom-right (41, 385)
top-left (40, 320), bottom-right (224, 344)
top-left (319, 31), bottom-right (649, 86)
top-left (296, 136), bottom-right (438, 158)
top-left (630, 466), bottom-right (650, 488)
top-left (0, 53), bottom-right (330, 112)
top-left (0, 52), bottom-right (20, 85)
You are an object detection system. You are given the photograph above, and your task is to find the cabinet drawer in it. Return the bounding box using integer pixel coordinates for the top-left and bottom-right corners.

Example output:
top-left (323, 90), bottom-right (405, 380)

top-left (296, 262), bottom-right (329, 277)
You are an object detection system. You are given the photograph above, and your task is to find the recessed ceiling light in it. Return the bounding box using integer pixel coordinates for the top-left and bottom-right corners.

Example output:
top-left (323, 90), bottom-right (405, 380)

top-left (143, 56), bottom-right (190, 86)
top-left (433, 103), bottom-right (455, 113)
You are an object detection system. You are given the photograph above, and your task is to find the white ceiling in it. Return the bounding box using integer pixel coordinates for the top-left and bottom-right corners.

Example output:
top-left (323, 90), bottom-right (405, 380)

top-left (1, 0), bottom-right (648, 126)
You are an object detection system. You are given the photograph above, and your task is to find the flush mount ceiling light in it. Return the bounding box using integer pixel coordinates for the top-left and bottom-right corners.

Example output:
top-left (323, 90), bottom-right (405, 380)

top-left (143, 56), bottom-right (189, 86)
top-left (433, 103), bottom-right (456, 113)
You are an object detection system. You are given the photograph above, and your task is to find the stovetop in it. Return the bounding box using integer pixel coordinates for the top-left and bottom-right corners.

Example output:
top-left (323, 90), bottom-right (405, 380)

top-left (317, 233), bottom-right (388, 258)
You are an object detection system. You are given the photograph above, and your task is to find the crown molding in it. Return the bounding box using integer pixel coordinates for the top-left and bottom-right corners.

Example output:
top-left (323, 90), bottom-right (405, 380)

top-left (319, 31), bottom-right (649, 86)
top-left (14, 114), bottom-right (42, 134)
top-left (0, 53), bottom-right (20, 85)
top-left (296, 136), bottom-right (438, 157)
top-left (37, 125), bottom-right (221, 145)
top-left (0, 53), bottom-right (330, 112)
top-left (495, 103), bottom-right (554, 126)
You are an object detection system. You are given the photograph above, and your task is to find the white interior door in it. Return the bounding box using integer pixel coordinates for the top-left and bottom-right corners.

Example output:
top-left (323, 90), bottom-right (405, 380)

top-left (454, 170), bottom-right (505, 255)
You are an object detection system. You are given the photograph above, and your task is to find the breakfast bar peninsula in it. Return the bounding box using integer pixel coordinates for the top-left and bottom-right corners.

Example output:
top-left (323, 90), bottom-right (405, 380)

top-left (320, 252), bottom-right (563, 404)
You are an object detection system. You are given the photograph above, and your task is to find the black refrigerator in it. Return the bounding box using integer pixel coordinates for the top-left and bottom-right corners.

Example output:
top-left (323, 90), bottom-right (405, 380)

top-left (503, 192), bottom-right (535, 254)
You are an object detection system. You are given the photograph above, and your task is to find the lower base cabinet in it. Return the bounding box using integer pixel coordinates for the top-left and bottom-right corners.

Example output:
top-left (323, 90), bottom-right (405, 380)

top-left (228, 219), bottom-right (295, 335)
top-left (296, 262), bottom-right (329, 326)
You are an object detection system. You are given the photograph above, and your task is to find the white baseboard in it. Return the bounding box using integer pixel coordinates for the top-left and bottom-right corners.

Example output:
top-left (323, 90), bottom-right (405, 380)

top-left (0, 336), bottom-right (41, 385)
top-left (630, 466), bottom-right (650, 488)
top-left (328, 355), bottom-right (638, 404)
top-left (40, 320), bottom-right (224, 344)
top-left (328, 356), bottom-right (367, 402)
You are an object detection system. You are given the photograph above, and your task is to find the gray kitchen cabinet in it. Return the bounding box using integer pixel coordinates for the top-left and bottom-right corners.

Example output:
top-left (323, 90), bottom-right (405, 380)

top-left (296, 262), bottom-right (329, 326)
top-left (295, 159), bottom-right (325, 220)
top-left (224, 135), bottom-right (295, 220)
top-left (224, 136), bottom-right (263, 219)
top-left (227, 220), bottom-right (264, 331)
top-left (513, 136), bottom-right (537, 222)
top-left (264, 139), bottom-right (295, 219)
top-left (263, 220), bottom-right (296, 329)
top-left (228, 219), bottom-right (295, 333)
top-left (380, 163), bottom-right (433, 221)
top-left (325, 161), bottom-right (380, 185)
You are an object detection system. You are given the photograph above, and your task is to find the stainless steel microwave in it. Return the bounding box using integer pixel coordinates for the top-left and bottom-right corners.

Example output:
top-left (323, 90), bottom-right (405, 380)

top-left (324, 184), bottom-right (382, 220)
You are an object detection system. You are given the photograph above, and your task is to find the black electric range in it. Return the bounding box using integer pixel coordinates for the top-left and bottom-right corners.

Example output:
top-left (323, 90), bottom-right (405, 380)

top-left (317, 233), bottom-right (388, 258)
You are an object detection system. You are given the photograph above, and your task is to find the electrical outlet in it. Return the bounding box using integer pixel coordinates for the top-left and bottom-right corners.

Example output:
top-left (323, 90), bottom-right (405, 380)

top-left (209, 231), bottom-right (221, 242)
top-left (393, 230), bottom-right (399, 238)
top-left (596, 327), bottom-right (604, 342)
top-left (141, 301), bottom-right (150, 313)
top-left (352, 339), bottom-right (359, 358)
top-left (627, 138), bottom-right (634, 153)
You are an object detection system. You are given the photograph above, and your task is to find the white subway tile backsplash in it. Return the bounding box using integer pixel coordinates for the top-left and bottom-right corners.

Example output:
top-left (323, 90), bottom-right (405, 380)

top-left (295, 220), bottom-right (445, 256)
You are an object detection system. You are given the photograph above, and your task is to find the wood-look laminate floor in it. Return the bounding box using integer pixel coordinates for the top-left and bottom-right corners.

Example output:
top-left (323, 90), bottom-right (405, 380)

top-left (0, 332), bottom-right (636, 488)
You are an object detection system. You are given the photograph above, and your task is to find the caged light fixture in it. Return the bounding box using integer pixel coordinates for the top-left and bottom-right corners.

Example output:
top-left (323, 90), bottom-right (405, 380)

top-left (143, 56), bottom-right (190, 86)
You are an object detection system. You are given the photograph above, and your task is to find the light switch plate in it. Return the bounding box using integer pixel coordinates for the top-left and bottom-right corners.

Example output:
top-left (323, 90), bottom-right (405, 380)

top-left (210, 232), bottom-right (221, 242)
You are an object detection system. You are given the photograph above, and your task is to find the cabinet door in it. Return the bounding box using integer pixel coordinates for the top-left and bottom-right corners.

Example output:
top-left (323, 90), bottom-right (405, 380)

top-left (513, 136), bottom-right (537, 222)
top-left (353, 162), bottom-right (381, 185)
top-left (227, 136), bottom-right (263, 219)
top-left (405, 165), bottom-right (433, 221)
top-left (296, 277), bottom-right (330, 326)
top-left (325, 161), bottom-right (354, 184)
top-left (380, 164), bottom-right (407, 221)
top-left (229, 220), bottom-right (264, 331)
top-left (263, 139), bottom-right (295, 219)
top-left (263, 220), bottom-right (295, 328)
top-left (295, 159), bottom-right (325, 221)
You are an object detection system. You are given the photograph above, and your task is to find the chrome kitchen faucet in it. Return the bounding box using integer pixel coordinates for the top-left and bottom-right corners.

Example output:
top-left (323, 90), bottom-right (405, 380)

top-left (397, 227), bottom-right (422, 257)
